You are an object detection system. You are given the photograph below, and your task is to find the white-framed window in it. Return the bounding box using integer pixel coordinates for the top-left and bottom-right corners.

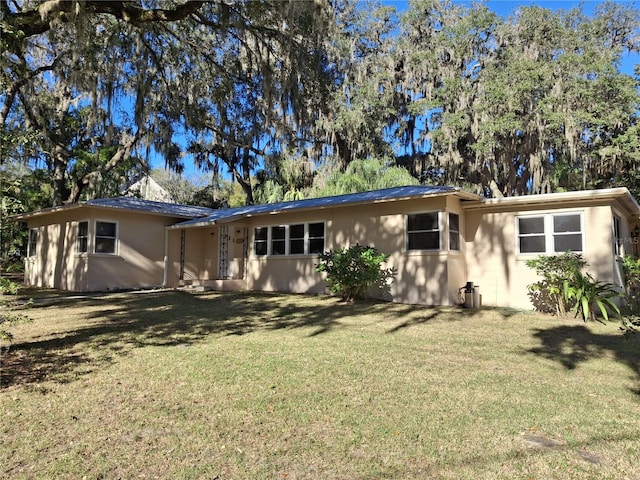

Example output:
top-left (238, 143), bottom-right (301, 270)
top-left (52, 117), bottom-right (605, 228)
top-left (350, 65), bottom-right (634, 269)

top-left (449, 213), bottom-right (460, 251)
top-left (254, 227), bottom-right (268, 256)
top-left (516, 212), bottom-right (583, 255)
top-left (253, 222), bottom-right (325, 256)
top-left (94, 220), bottom-right (117, 254)
top-left (271, 226), bottom-right (286, 255)
top-left (77, 220), bottom-right (89, 253)
top-left (613, 215), bottom-right (622, 256)
top-left (308, 222), bottom-right (325, 254)
top-left (407, 212), bottom-right (440, 250)
top-left (27, 228), bottom-right (38, 257)
top-left (289, 224), bottom-right (305, 254)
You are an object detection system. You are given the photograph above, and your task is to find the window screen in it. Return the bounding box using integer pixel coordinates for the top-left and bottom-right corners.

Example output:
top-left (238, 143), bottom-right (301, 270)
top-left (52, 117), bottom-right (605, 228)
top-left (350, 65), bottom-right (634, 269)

top-left (407, 213), bottom-right (440, 250)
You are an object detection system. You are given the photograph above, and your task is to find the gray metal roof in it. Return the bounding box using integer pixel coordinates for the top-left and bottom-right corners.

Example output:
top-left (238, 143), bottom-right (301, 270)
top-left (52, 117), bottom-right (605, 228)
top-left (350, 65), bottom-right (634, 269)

top-left (11, 196), bottom-right (216, 221)
top-left (85, 197), bottom-right (215, 218)
top-left (172, 185), bottom-right (480, 229)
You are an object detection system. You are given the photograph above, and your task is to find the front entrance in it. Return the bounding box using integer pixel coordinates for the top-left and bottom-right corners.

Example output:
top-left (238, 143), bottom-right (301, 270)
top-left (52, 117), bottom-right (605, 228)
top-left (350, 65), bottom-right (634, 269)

top-left (218, 225), bottom-right (248, 280)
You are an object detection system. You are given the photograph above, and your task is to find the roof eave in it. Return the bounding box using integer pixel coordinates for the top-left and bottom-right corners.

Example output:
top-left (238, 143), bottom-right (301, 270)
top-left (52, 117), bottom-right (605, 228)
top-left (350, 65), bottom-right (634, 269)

top-left (9, 203), bottom-right (83, 221)
top-left (10, 201), bottom-right (211, 222)
top-left (85, 203), bottom-right (208, 219)
top-left (169, 188), bottom-right (482, 230)
top-left (462, 188), bottom-right (640, 214)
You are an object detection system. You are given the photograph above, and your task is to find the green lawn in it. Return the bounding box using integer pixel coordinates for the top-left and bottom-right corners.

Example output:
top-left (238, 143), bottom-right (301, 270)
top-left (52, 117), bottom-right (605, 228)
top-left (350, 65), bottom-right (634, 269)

top-left (1, 290), bottom-right (638, 479)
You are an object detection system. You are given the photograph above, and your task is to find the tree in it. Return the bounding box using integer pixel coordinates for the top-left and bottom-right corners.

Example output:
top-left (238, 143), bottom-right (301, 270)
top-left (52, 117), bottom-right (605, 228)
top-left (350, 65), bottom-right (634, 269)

top-left (311, 158), bottom-right (418, 197)
top-left (1, 159), bottom-right (55, 267)
top-left (254, 154), bottom-right (315, 204)
top-left (393, 0), bottom-right (640, 197)
top-left (1, 1), bottom-right (185, 204)
top-left (311, 2), bottom-right (400, 169)
top-left (1, 0), bottom-right (336, 206)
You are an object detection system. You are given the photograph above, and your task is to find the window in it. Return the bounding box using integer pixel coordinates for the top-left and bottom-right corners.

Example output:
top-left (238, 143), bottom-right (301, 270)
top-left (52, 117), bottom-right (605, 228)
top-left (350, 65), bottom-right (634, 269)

top-left (271, 226), bottom-right (286, 255)
top-left (553, 214), bottom-right (582, 252)
top-left (95, 221), bottom-right (117, 254)
top-left (613, 215), bottom-right (622, 256)
top-left (407, 212), bottom-right (440, 250)
top-left (28, 228), bottom-right (38, 257)
top-left (289, 224), bottom-right (305, 255)
top-left (308, 222), bottom-right (325, 254)
top-left (254, 227), bottom-right (268, 255)
top-left (518, 217), bottom-right (546, 253)
top-left (77, 221), bottom-right (89, 253)
top-left (254, 222), bottom-right (325, 256)
top-left (449, 213), bottom-right (460, 251)
top-left (517, 213), bottom-right (583, 254)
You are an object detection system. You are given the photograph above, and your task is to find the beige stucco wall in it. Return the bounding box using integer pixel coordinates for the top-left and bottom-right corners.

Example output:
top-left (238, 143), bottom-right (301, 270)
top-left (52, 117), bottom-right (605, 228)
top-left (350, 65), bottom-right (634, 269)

top-left (236, 196), bottom-right (464, 305)
top-left (464, 202), bottom-right (620, 309)
top-left (24, 190), bottom-right (634, 308)
top-left (25, 208), bottom-right (183, 292)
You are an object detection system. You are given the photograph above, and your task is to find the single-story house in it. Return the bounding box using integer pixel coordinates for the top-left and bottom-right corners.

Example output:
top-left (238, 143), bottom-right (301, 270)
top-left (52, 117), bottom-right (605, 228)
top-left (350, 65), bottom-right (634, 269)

top-left (12, 186), bottom-right (640, 309)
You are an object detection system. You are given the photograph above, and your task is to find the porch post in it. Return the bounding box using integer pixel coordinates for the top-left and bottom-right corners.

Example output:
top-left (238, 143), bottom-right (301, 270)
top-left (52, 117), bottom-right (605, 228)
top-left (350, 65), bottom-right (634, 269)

top-left (162, 228), bottom-right (169, 288)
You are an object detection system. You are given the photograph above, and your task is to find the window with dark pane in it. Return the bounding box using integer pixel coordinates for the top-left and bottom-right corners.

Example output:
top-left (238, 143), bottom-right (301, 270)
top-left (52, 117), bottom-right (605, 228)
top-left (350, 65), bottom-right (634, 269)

top-left (552, 214), bottom-right (582, 252)
top-left (28, 228), bottom-right (38, 257)
top-left (518, 217), bottom-right (545, 254)
top-left (449, 213), bottom-right (460, 251)
top-left (271, 226), bottom-right (286, 255)
top-left (95, 221), bottom-right (117, 254)
top-left (407, 213), bottom-right (440, 250)
top-left (254, 227), bottom-right (268, 255)
top-left (308, 222), bottom-right (325, 254)
top-left (290, 224), bottom-right (305, 254)
top-left (613, 216), bottom-right (622, 256)
top-left (77, 221), bottom-right (88, 253)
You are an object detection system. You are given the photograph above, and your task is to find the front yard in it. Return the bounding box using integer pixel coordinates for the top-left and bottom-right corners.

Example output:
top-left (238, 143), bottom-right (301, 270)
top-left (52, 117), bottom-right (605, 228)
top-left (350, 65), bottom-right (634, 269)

top-left (1, 290), bottom-right (638, 479)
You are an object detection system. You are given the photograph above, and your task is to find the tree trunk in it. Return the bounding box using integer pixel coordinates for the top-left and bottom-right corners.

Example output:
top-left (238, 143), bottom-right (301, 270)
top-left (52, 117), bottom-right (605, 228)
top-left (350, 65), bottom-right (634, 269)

top-left (52, 145), bottom-right (69, 206)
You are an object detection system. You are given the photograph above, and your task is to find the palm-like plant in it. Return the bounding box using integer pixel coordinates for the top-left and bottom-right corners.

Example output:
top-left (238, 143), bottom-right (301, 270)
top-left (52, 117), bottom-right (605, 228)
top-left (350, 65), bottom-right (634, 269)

top-left (563, 273), bottom-right (621, 322)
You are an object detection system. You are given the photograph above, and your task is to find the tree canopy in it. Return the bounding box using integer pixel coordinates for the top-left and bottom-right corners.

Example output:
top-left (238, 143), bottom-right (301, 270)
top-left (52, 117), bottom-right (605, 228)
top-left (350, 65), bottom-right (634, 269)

top-left (1, 0), bottom-right (639, 211)
top-left (2, 0), bottom-right (334, 206)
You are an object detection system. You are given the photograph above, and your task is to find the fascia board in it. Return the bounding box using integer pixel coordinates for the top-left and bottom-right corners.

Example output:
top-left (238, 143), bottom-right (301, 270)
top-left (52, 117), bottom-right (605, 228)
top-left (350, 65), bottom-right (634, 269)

top-left (168, 190), bottom-right (480, 230)
top-left (461, 188), bottom-right (640, 214)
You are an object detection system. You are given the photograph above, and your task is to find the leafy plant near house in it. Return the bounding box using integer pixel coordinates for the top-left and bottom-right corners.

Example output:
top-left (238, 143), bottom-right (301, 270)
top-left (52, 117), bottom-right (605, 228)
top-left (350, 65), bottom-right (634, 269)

top-left (563, 272), bottom-right (621, 323)
top-left (0, 277), bottom-right (32, 343)
top-left (316, 244), bottom-right (395, 302)
top-left (621, 255), bottom-right (640, 335)
top-left (526, 252), bottom-right (587, 315)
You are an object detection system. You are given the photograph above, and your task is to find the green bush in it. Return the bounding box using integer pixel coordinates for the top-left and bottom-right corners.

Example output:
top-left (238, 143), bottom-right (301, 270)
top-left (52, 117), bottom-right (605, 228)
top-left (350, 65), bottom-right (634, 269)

top-left (622, 255), bottom-right (640, 314)
top-left (621, 255), bottom-right (640, 335)
top-left (1, 277), bottom-right (31, 343)
top-left (526, 252), bottom-right (586, 315)
top-left (563, 272), bottom-right (621, 322)
top-left (316, 244), bottom-right (395, 302)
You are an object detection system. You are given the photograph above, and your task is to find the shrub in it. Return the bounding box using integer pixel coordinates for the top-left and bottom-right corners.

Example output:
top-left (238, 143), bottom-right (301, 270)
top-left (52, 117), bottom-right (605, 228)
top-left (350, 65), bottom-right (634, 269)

top-left (0, 277), bottom-right (31, 343)
top-left (621, 255), bottom-right (640, 335)
top-left (622, 255), bottom-right (640, 314)
top-left (563, 272), bottom-right (621, 322)
top-left (526, 252), bottom-right (586, 315)
top-left (316, 244), bottom-right (395, 302)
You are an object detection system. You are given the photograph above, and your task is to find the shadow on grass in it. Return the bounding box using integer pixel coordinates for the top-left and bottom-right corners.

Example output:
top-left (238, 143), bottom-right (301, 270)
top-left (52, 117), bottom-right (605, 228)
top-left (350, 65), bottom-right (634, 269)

top-left (383, 305), bottom-right (524, 333)
top-left (2, 290), bottom-right (440, 389)
top-left (528, 324), bottom-right (640, 395)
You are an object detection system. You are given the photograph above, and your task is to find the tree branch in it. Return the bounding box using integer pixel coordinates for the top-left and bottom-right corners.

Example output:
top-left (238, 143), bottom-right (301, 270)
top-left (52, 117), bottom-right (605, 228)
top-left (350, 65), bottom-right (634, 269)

top-left (67, 129), bottom-right (145, 204)
top-left (0, 51), bottom-right (69, 126)
top-left (3, 0), bottom-right (204, 39)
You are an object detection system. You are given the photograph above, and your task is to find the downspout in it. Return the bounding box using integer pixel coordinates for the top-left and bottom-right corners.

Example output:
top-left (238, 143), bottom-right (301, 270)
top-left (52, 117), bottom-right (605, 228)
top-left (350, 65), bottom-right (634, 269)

top-left (162, 227), bottom-right (169, 288)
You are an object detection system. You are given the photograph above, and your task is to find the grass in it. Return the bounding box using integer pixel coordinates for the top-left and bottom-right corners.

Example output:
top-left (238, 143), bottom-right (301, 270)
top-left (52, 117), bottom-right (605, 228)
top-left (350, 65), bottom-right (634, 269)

top-left (1, 289), bottom-right (639, 479)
